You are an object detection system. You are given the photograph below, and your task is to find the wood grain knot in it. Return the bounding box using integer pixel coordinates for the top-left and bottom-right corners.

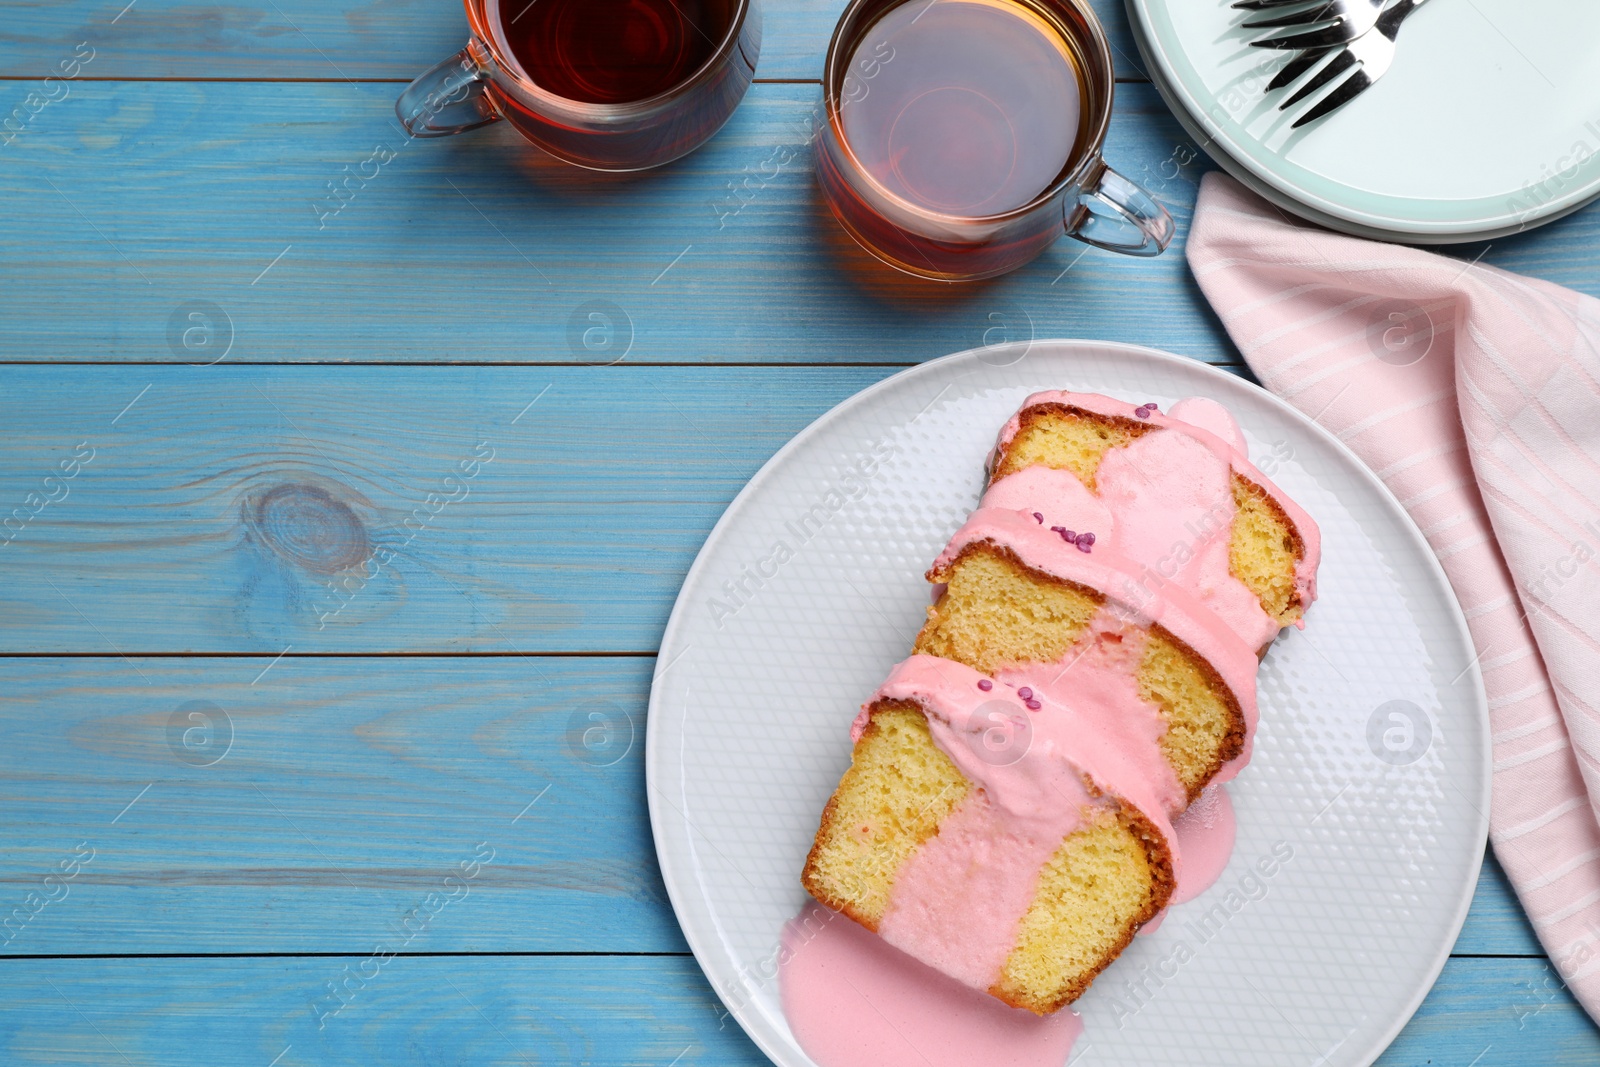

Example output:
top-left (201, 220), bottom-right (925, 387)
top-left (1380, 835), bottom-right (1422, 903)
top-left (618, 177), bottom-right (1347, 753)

top-left (245, 482), bottom-right (371, 574)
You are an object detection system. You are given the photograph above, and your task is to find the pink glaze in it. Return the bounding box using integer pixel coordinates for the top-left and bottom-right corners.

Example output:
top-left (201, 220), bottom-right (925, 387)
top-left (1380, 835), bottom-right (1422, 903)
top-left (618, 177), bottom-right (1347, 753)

top-left (861, 655), bottom-right (1181, 850)
top-left (1097, 428), bottom-right (1278, 650)
top-left (931, 506), bottom-right (1259, 782)
top-left (989, 391), bottom-right (1321, 626)
top-left (980, 465), bottom-right (1115, 543)
top-left (864, 653), bottom-right (1183, 991)
top-left (992, 617), bottom-right (1187, 822)
top-left (1168, 396), bottom-right (1247, 454)
top-left (983, 434), bottom-right (1275, 649)
top-left (1168, 783), bottom-right (1236, 906)
top-left (879, 789), bottom-right (1084, 989)
top-left (780, 902), bottom-right (1082, 1067)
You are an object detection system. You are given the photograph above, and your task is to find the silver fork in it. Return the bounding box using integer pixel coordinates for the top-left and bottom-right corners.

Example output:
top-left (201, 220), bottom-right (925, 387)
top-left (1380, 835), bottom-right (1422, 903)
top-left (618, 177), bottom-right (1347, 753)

top-left (1269, 0), bottom-right (1431, 128)
top-left (1232, 0), bottom-right (1386, 48)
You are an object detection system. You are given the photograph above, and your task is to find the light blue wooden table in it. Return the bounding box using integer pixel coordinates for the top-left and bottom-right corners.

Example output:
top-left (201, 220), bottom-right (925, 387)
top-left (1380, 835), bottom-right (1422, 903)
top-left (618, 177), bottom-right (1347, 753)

top-left (1, 0), bottom-right (1597, 1062)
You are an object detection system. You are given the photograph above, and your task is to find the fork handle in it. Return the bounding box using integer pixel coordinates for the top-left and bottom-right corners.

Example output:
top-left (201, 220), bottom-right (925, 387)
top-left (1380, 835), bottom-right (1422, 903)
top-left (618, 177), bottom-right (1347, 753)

top-left (1388, 0), bottom-right (1424, 25)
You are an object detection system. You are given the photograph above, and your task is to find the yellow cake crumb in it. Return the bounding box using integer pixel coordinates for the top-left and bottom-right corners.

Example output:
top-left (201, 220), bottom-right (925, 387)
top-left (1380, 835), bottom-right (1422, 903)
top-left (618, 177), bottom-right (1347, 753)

top-left (913, 545), bottom-right (1101, 673)
top-left (993, 806), bottom-right (1171, 1013)
top-left (991, 405), bottom-right (1152, 490)
top-left (1229, 475), bottom-right (1305, 625)
top-left (801, 705), bottom-right (969, 928)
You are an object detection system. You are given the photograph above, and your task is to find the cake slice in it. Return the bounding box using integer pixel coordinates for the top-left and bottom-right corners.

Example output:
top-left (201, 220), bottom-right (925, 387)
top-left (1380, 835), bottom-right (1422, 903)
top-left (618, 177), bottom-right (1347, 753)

top-left (802, 656), bottom-right (1176, 1015)
top-left (983, 391), bottom-right (1321, 652)
top-left (796, 391), bottom-right (1314, 1020)
top-left (914, 507), bottom-right (1260, 801)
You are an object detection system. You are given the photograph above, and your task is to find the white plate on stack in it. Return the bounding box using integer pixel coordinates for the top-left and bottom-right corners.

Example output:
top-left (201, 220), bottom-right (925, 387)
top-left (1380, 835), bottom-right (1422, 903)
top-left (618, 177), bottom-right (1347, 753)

top-left (1127, 0), bottom-right (1600, 243)
top-left (648, 340), bottom-right (1489, 1066)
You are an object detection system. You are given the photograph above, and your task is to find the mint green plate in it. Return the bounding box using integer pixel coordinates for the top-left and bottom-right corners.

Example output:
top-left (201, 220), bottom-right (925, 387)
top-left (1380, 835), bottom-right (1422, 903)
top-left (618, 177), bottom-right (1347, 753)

top-left (1128, 0), bottom-right (1600, 242)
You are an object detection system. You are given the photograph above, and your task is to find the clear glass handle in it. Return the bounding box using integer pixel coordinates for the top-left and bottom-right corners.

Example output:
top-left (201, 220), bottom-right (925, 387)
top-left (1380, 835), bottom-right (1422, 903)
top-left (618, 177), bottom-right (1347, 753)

top-left (397, 44), bottom-right (501, 138)
top-left (1067, 162), bottom-right (1175, 257)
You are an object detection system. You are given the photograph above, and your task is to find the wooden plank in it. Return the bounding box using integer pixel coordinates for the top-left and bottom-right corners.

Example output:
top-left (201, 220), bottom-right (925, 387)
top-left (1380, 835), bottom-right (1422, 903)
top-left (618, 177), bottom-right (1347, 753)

top-left (0, 654), bottom-right (1543, 957)
top-left (0, 656), bottom-right (692, 955)
top-left (1, 955), bottom-right (1593, 1065)
top-left (0, 365), bottom-right (914, 654)
top-left (5, 76), bottom-right (1593, 368)
top-left (1377, 957), bottom-right (1600, 1066)
top-left (0, 0), bottom-right (1146, 83)
top-left (1, 956), bottom-right (750, 1066)
top-left (1456, 852), bottom-right (1544, 958)
top-left (0, 80), bottom-right (1234, 365)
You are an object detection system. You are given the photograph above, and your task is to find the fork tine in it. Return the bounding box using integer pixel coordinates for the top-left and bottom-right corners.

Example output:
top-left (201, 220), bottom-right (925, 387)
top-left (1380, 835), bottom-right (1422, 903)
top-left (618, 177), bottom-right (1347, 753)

top-left (1243, 3), bottom-right (1340, 29)
top-left (1279, 47), bottom-right (1355, 108)
top-left (1232, 0), bottom-right (1320, 9)
top-left (1291, 67), bottom-right (1373, 127)
top-left (1266, 46), bottom-right (1332, 92)
top-left (1251, 20), bottom-right (1359, 49)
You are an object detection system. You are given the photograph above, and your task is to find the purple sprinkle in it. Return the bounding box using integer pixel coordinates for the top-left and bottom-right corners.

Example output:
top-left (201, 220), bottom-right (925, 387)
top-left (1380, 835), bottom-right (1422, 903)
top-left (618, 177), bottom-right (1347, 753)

top-left (1018, 687), bottom-right (1033, 700)
top-left (1144, 402), bottom-right (1159, 411)
top-left (977, 679), bottom-right (993, 691)
top-left (1135, 406), bottom-right (1152, 420)
top-left (1076, 539), bottom-right (1093, 553)
top-left (1025, 699), bottom-right (1042, 711)
top-left (1032, 512), bottom-right (1044, 524)
top-left (1079, 531), bottom-right (1096, 547)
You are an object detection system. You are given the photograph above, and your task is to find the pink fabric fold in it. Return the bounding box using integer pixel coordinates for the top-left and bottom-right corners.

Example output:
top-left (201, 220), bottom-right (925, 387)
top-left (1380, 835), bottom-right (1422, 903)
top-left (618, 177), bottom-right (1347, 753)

top-left (1187, 173), bottom-right (1600, 1023)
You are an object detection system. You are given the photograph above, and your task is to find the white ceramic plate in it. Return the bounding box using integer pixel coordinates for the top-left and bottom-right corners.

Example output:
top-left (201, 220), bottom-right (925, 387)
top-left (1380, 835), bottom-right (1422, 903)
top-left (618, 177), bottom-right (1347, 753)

top-left (1127, 0), bottom-right (1600, 242)
top-left (647, 340), bottom-right (1489, 1067)
top-left (1125, 7), bottom-right (1481, 245)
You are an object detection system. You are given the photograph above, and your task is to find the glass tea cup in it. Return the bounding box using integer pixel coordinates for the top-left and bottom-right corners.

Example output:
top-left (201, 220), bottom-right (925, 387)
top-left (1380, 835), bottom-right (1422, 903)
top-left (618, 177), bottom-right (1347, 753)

top-left (815, 0), bottom-right (1173, 281)
top-left (397, 0), bottom-right (762, 171)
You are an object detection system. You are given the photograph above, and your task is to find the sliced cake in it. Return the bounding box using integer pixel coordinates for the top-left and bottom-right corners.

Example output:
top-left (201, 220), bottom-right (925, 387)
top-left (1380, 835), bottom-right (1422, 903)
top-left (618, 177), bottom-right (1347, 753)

top-left (795, 389), bottom-right (1319, 1021)
top-left (983, 391), bottom-right (1320, 651)
top-left (802, 655), bottom-right (1177, 1015)
top-left (915, 506), bottom-right (1260, 801)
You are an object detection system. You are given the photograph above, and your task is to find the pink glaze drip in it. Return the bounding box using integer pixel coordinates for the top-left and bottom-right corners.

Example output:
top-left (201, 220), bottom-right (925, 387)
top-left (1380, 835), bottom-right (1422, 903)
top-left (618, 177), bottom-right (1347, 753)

top-left (988, 391), bottom-right (1321, 628)
top-left (878, 789), bottom-right (1083, 990)
top-left (981, 465), bottom-right (1115, 544)
top-left (1168, 783), bottom-right (1236, 906)
top-left (780, 902), bottom-right (1082, 1067)
top-left (1167, 396), bottom-right (1247, 454)
top-left (857, 655), bottom-right (1181, 850)
top-left (1097, 427), bottom-right (1277, 651)
top-left (864, 653), bottom-right (1184, 990)
top-left (931, 506), bottom-right (1259, 782)
top-left (994, 617), bottom-right (1187, 822)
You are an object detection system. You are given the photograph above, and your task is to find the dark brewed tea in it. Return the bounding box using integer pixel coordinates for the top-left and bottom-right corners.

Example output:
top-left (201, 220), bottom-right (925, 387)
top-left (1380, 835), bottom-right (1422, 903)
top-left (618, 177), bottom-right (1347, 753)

top-left (841, 0), bottom-right (1087, 216)
top-left (494, 0), bottom-right (739, 104)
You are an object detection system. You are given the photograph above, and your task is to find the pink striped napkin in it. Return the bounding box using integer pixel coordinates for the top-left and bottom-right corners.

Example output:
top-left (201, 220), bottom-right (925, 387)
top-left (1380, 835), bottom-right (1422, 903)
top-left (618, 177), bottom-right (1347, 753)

top-left (1187, 172), bottom-right (1600, 1022)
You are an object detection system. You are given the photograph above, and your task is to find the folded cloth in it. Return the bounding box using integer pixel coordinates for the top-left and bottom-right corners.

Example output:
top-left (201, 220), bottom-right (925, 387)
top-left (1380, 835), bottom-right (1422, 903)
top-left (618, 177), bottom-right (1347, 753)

top-left (1187, 172), bottom-right (1600, 1022)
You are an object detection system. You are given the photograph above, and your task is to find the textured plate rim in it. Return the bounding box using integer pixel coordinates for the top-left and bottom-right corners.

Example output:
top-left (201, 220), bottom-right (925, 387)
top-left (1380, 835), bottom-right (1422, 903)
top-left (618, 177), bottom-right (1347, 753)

top-left (1124, 0), bottom-right (1600, 239)
top-left (646, 339), bottom-right (1491, 1067)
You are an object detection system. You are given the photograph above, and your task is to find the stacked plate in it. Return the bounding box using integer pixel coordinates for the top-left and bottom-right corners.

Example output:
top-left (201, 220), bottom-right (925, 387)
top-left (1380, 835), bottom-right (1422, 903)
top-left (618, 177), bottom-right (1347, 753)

top-left (1126, 0), bottom-right (1600, 242)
